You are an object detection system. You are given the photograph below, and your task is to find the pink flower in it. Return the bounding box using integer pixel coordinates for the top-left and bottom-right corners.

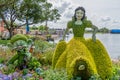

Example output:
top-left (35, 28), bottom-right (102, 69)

top-left (39, 77), bottom-right (43, 80)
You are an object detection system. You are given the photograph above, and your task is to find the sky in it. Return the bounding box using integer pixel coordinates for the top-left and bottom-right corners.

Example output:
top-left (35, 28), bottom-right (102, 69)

top-left (47, 0), bottom-right (120, 29)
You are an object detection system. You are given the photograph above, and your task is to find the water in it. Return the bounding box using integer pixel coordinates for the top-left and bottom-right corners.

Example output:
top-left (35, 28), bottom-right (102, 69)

top-left (55, 33), bottom-right (120, 59)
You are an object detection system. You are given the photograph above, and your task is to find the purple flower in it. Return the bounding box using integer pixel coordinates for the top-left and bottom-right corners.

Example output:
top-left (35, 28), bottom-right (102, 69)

top-left (3, 76), bottom-right (10, 80)
top-left (26, 73), bottom-right (32, 77)
top-left (0, 73), bottom-right (3, 77)
top-left (22, 73), bottom-right (32, 79)
top-left (12, 72), bottom-right (20, 79)
top-left (8, 74), bottom-right (13, 80)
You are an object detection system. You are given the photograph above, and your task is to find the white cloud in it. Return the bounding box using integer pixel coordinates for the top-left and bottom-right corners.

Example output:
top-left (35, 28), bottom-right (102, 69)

top-left (47, 0), bottom-right (120, 29)
top-left (101, 16), bottom-right (111, 22)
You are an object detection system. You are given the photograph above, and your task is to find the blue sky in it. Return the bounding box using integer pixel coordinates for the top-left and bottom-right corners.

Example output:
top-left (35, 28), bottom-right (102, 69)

top-left (47, 0), bottom-right (120, 29)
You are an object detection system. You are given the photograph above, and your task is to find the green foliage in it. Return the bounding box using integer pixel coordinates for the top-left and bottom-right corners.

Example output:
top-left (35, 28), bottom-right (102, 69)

top-left (34, 39), bottom-right (54, 53)
top-left (42, 49), bottom-right (54, 65)
top-left (111, 66), bottom-right (120, 80)
top-left (0, 57), bottom-right (5, 63)
top-left (111, 60), bottom-right (120, 80)
top-left (2, 64), bottom-right (15, 75)
top-left (98, 27), bottom-right (109, 33)
top-left (10, 34), bottom-right (28, 44)
top-left (38, 25), bottom-right (46, 31)
top-left (0, 46), bottom-right (13, 63)
top-left (42, 69), bottom-right (68, 80)
top-left (31, 25), bottom-right (38, 30)
top-left (86, 39), bottom-right (112, 79)
top-left (42, 2), bottom-right (61, 26)
top-left (19, 0), bottom-right (46, 23)
top-left (28, 57), bottom-right (41, 70)
top-left (0, 40), bottom-right (10, 45)
top-left (0, 0), bottom-right (14, 8)
top-left (89, 74), bottom-right (102, 80)
top-left (22, 69), bottom-right (29, 76)
top-left (111, 65), bottom-right (120, 80)
top-left (52, 41), bottom-right (67, 69)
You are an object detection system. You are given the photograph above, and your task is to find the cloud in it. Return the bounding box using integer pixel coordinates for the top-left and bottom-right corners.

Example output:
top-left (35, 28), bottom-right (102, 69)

top-left (101, 16), bottom-right (111, 22)
top-left (56, 2), bottom-right (70, 14)
top-left (113, 20), bottom-right (120, 23)
top-left (47, 0), bottom-right (120, 29)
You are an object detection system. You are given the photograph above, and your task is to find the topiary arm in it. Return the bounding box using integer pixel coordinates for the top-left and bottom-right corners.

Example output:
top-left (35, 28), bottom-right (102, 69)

top-left (63, 28), bottom-right (69, 40)
top-left (63, 21), bottom-right (72, 40)
top-left (85, 20), bottom-right (98, 42)
top-left (7, 54), bottom-right (18, 65)
top-left (91, 25), bottom-right (98, 42)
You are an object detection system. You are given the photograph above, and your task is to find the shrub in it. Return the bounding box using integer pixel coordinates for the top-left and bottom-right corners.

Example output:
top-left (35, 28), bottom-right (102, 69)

top-left (42, 48), bottom-right (54, 65)
top-left (0, 40), bottom-right (10, 45)
top-left (34, 39), bottom-right (54, 54)
top-left (42, 69), bottom-right (68, 80)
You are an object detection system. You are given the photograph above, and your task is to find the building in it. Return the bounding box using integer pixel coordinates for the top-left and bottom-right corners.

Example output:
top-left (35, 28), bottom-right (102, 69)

top-left (0, 21), bottom-right (4, 33)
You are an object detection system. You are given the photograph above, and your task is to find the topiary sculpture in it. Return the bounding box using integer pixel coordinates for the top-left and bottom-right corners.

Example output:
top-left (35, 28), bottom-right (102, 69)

top-left (7, 34), bottom-right (41, 70)
top-left (52, 6), bottom-right (112, 80)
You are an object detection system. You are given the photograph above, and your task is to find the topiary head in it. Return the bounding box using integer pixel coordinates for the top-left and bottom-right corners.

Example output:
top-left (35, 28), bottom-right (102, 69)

top-left (10, 34), bottom-right (33, 52)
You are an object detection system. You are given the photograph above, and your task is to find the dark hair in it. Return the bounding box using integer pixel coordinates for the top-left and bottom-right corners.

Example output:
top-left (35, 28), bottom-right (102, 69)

top-left (74, 6), bottom-right (86, 21)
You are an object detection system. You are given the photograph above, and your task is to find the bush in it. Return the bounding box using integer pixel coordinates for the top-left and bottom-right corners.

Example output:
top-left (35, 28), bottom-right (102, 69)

top-left (42, 48), bottom-right (54, 65)
top-left (42, 69), bottom-right (68, 80)
top-left (0, 40), bottom-right (10, 45)
top-left (34, 39), bottom-right (54, 54)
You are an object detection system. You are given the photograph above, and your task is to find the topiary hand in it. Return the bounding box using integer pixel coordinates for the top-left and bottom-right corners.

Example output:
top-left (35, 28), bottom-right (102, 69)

top-left (92, 34), bottom-right (96, 42)
top-left (92, 25), bottom-right (98, 42)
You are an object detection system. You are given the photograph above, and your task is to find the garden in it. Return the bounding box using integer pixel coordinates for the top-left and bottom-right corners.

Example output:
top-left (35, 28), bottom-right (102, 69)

top-left (0, 34), bottom-right (120, 80)
top-left (1, 0), bottom-right (120, 79)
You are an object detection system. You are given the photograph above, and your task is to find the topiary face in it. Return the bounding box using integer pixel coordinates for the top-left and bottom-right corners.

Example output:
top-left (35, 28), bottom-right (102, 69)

top-left (10, 34), bottom-right (33, 53)
top-left (75, 10), bottom-right (84, 21)
top-left (13, 40), bottom-right (27, 51)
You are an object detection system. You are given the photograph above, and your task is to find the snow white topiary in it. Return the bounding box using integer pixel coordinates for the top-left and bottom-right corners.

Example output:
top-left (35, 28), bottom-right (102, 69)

top-left (52, 6), bottom-right (112, 80)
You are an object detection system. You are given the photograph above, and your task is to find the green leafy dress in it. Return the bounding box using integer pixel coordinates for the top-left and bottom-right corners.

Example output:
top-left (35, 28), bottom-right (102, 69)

top-left (52, 19), bottom-right (112, 80)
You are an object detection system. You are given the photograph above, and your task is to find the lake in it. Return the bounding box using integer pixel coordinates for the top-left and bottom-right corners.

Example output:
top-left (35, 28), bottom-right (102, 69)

top-left (55, 33), bottom-right (120, 59)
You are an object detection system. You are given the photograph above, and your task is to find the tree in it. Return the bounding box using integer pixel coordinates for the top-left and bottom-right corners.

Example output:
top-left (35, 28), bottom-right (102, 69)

top-left (42, 1), bottom-right (61, 27)
top-left (0, 0), bottom-right (61, 38)
top-left (0, 0), bottom-right (46, 38)
top-left (99, 27), bottom-right (109, 33)
top-left (0, 0), bottom-right (20, 38)
top-left (0, 0), bottom-right (14, 8)
top-left (18, 0), bottom-right (46, 24)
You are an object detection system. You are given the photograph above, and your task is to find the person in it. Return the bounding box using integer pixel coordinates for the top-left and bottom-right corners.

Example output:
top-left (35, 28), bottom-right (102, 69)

top-left (52, 6), bottom-right (112, 80)
top-left (63, 6), bottom-right (98, 41)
